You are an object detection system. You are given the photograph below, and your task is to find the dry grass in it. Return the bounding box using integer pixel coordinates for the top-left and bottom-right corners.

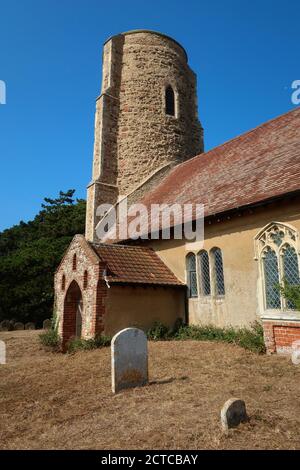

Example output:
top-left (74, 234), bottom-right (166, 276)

top-left (0, 330), bottom-right (300, 450)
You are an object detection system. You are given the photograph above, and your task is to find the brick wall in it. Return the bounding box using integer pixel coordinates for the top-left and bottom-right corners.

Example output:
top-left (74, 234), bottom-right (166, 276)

top-left (54, 235), bottom-right (104, 349)
top-left (263, 320), bottom-right (300, 354)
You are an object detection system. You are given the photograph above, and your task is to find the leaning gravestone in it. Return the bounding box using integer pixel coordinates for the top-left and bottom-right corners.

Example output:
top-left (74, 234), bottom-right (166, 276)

top-left (221, 398), bottom-right (248, 432)
top-left (111, 328), bottom-right (148, 393)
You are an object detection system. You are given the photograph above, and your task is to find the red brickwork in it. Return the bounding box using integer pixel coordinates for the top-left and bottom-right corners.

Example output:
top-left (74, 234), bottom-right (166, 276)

top-left (263, 320), bottom-right (300, 354)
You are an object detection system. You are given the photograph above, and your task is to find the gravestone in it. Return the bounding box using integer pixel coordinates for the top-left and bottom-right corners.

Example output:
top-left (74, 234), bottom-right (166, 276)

top-left (25, 322), bottom-right (35, 330)
top-left (291, 340), bottom-right (300, 365)
top-left (111, 328), bottom-right (148, 393)
top-left (221, 398), bottom-right (248, 432)
top-left (14, 322), bottom-right (24, 330)
top-left (0, 340), bottom-right (6, 365)
top-left (43, 319), bottom-right (52, 330)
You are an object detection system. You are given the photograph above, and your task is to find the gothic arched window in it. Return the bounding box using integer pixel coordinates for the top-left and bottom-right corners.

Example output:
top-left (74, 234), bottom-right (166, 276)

top-left (165, 85), bottom-right (175, 116)
top-left (211, 248), bottom-right (225, 296)
top-left (255, 222), bottom-right (300, 310)
top-left (282, 245), bottom-right (300, 309)
top-left (198, 250), bottom-right (211, 296)
top-left (186, 253), bottom-right (198, 298)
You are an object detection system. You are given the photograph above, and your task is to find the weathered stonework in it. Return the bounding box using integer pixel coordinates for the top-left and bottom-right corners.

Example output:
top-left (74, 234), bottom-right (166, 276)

top-left (86, 30), bottom-right (203, 242)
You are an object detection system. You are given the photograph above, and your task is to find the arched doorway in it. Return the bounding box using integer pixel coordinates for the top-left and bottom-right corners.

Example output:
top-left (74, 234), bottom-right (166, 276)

top-left (62, 280), bottom-right (83, 350)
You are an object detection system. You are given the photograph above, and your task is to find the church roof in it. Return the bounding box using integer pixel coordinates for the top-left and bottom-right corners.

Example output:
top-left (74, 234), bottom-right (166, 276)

top-left (136, 106), bottom-right (300, 232)
top-left (90, 243), bottom-right (184, 287)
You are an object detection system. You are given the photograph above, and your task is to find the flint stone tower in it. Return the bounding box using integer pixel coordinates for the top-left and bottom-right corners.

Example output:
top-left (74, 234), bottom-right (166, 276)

top-left (86, 30), bottom-right (204, 242)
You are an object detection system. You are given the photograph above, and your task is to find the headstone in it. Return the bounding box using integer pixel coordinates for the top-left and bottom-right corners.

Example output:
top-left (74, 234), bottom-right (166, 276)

top-left (43, 319), bottom-right (52, 330)
top-left (14, 322), bottom-right (24, 330)
top-left (0, 340), bottom-right (6, 364)
top-left (0, 320), bottom-right (10, 331)
top-left (221, 398), bottom-right (248, 432)
top-left (291, 350), bottom-right (300, 365)
top-left (291, 340), bottom-right (300, 365)
top-left (25, 322), bottom-right (35, 330)
top-left (111, 328), bottom-right (148, 393)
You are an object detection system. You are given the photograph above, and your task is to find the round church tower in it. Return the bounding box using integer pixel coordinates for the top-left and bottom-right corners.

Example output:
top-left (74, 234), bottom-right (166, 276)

top-left (86, 30), bottom-right (204, 242)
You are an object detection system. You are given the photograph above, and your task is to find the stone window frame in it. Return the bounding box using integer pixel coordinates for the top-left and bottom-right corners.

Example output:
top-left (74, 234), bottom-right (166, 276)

top-left (162, 81), bottom-right (179, 119)
top-left (254, 222), bottom-right (300, 313)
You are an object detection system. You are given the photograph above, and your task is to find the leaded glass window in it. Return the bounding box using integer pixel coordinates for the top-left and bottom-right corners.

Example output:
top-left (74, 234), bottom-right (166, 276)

top-left (198, 251), bottom-right (211, 296)
top-left (256, 223), bottom-right (300, 311)
top-left (263, 248), bottom-right (281, 309)
top-left (212, 248), bottom-right (225, 296)
top-left (186, 253), bottom-right (198, 298)
top-left (283, 245), bottom-right (300, 309)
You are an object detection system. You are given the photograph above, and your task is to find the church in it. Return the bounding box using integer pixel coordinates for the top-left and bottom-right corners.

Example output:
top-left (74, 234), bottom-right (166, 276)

top-left (54, 30), bottom-right (300, 354)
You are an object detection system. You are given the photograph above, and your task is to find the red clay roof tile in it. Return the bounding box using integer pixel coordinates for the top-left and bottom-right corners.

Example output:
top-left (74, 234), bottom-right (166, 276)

top-left (138, 107), bottom-right (300, 226)
top-left (90, 243), bottom-right (184, 286)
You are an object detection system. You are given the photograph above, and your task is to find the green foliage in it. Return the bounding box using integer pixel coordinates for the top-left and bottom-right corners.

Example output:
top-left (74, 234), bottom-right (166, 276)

top-left (39, 328), bottom-right (60, 349)
top-left (174, 321), bottom-right (265, 354)
top-left (0, 190), bottom-right (86, 325)
top-left (39, 310), bottom-right (60, 349)
top-left (146, 320), bottom-right (266, 354)
top-left (279, 279), bottom-right (300, 310)
top-left (67, 335), bottom-right (111, 353)
top-left (147, 321), bottom-right (169, 340)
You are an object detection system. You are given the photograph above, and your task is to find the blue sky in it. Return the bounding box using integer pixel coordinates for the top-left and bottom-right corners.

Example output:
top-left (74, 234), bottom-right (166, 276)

top-left (0, 0), bottom-right (299, 231)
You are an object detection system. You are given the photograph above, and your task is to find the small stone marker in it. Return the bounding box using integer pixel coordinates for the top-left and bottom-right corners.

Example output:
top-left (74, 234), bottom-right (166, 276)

top-left (221, 398), bottom-right (248, 432)
top-left (111, 328), bottom-right (148, 393)
top-left (43, 319), bottom-right (52, 330)
top-left (0, 340), bottom-right (6, 365)
top-left (14, 322), bottom-right (24, 331)
top-left (291, 340), bottom-right (300, 365)
top-left (291, 350), bottom-right (300, 365)
top-left (25, 322), bottom-right (35, 330)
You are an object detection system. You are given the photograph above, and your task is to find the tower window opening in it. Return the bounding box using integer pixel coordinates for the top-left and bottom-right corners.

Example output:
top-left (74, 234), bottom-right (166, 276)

top-left (165, 85), bottom-right (175, 116)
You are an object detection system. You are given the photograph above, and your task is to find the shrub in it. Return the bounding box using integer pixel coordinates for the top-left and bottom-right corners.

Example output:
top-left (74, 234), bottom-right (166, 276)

top-left (279, 280), bottom-right (300, 310)
top-left (147, 322), bottom-right (169, 341)
top-left (39, 328), bottom-right (60, 349)
top-left (67, 334), bottom-right (111, 353)
top-left (173, 321), bottom-right (265, 354)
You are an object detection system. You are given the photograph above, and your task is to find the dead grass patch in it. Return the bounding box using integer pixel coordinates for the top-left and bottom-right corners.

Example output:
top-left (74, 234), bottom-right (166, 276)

top-left (0, 330), bottom-right (300, 450)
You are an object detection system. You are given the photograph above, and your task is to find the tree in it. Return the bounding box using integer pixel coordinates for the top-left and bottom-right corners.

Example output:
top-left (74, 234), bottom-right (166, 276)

top-left (0, 190), bottom-right (86, 325)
